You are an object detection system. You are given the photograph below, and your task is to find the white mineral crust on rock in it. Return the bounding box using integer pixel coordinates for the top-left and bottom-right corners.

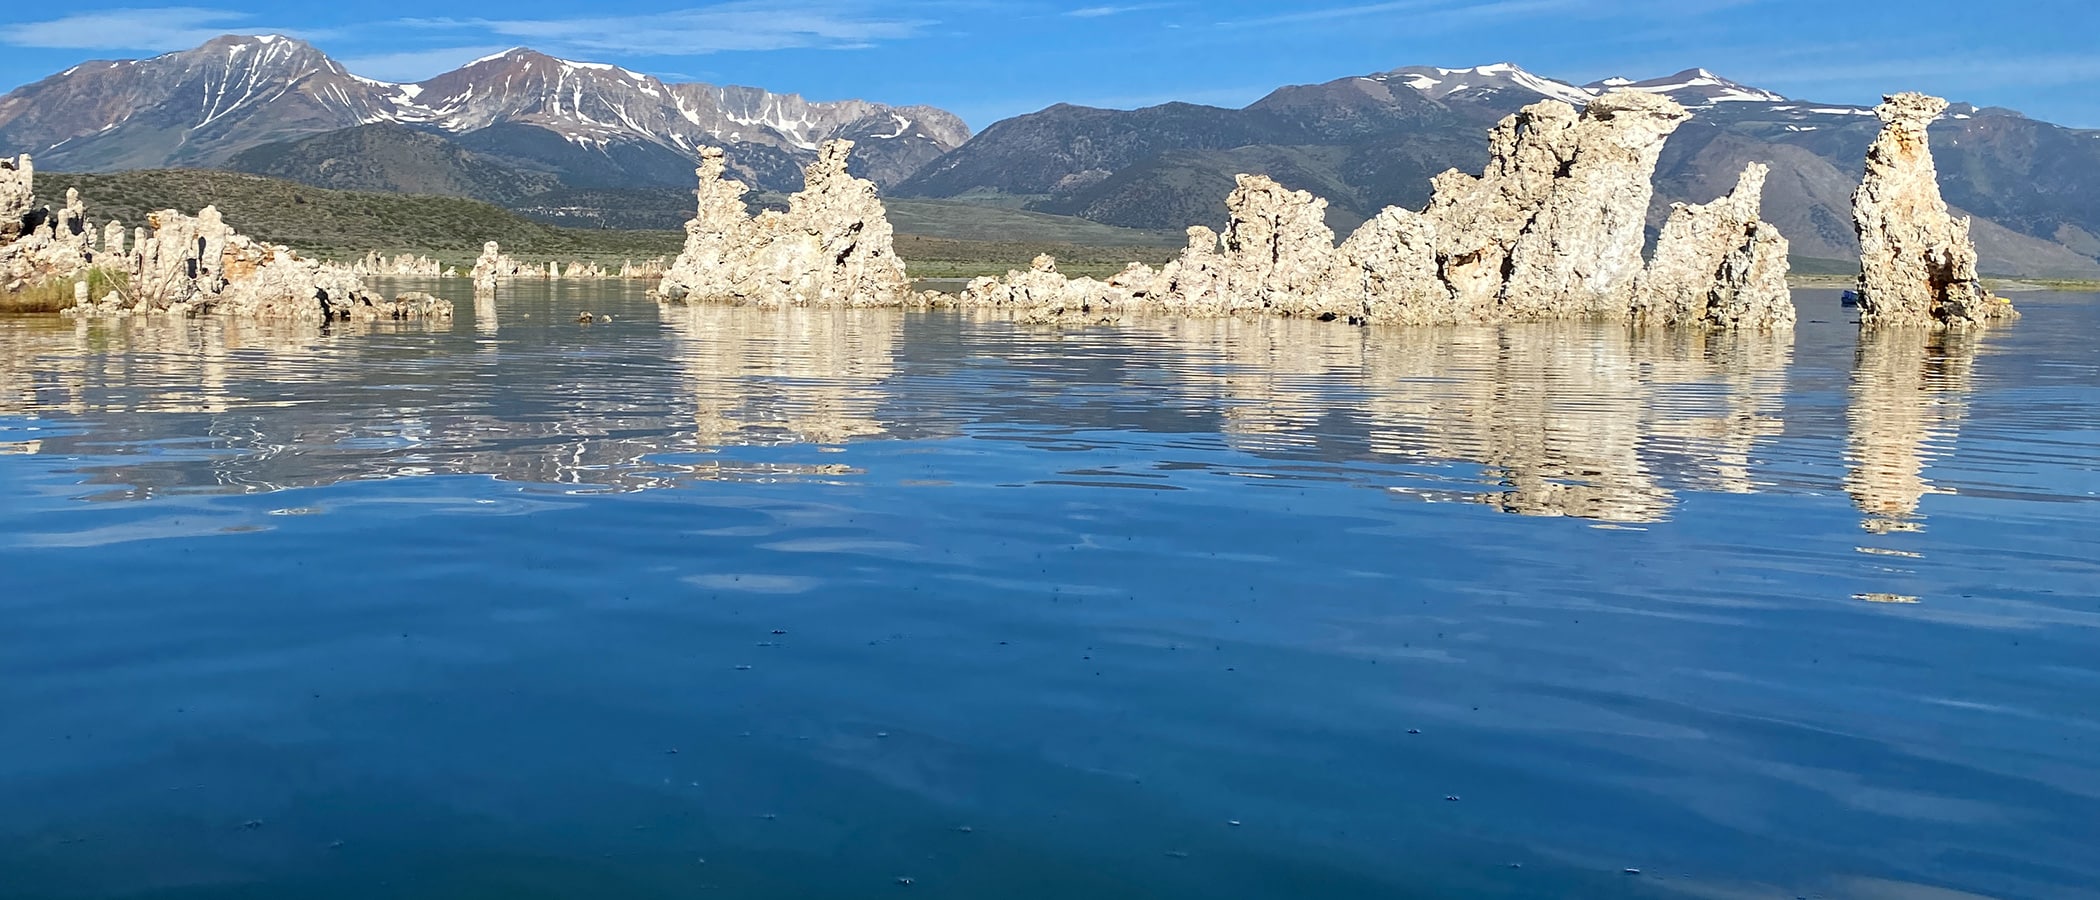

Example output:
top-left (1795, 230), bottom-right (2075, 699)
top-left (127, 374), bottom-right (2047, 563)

top-left (1851, 92), bottom-right (2014, 328)
top-left (1, 155), bottom-right (98, 293)
top-left (949, 90), bottom-right (1792, 329)
top-left (1634, 163), bottom-right (1794, 328)
top-left (67, 206), bottom-right (448, 322)
top-left (657, 140), bottom-right (910, 306)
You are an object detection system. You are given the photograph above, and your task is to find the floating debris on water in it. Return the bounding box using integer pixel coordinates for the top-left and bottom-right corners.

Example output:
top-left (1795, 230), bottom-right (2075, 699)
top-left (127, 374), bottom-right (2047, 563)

top-left (1854, 593), bottom-right (1922, 604)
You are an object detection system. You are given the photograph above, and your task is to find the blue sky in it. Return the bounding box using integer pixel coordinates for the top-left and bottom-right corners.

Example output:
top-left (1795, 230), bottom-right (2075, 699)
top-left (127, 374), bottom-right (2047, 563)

top-left (2, 1), bottom-right (2095, 130)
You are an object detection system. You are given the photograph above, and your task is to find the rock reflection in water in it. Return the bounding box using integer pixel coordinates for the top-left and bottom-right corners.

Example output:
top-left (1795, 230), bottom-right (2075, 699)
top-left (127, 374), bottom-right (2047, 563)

top-left (0, 308), bottom-right (873, 498)
top-left (1129, 318), bottom-right (1793, 523)
top-left (659, 303), bottom-right (901, 445)
top-left (1846, 327), bottom-right (1980, 534)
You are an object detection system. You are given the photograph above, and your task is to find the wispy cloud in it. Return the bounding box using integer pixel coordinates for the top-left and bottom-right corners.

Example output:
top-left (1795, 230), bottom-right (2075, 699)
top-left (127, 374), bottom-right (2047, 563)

top-left (335, 46), bottom-right (515, 83)
top-left (1067, 3), bottom-right (1177, 17)
top-left (403, 1), bottom-right (935, 56)
top-left (0, 7), bottom-right (315, 51)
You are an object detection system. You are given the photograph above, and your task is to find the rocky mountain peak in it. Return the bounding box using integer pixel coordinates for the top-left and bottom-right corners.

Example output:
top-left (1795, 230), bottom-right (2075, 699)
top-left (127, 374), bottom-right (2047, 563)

top-left (0, 35), bottom-right (972, 186)
top-left (1379, 63), bottom-right (1595, 106)
top-left (1585, 69), bottom-right (1787, 106)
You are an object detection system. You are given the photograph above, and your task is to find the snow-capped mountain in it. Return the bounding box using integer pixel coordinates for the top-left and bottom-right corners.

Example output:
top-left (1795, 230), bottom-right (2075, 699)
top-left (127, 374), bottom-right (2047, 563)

top-left (902, 60), bottom-right (2100, 279)
top-left (1376, 63), bottom-right (1790, 110)
top-left (1588, 68), bottom-right (1789, 106)
top-left (0, 35), bottom-right (970, 187)
top-left (1378, 63), bottom-right (1598, 106)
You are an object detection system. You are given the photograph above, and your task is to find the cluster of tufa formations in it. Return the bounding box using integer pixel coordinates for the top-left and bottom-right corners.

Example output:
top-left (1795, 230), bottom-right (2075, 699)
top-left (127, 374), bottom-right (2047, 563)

top-left (463, 242), bottom-right (669, 293)
top-left (655, 142), bottom-right (911, 306)
top-left (2, 155), bottom-right (95, 296)
top-left (655, 90), bottom-right (2016, 335)
top-left (5, 87), bottom-right (2012, 335)
top-left (4, 154), bottom-right (451, 322)
top-left (659, 93), bottom-right (1798, 328)
top-left (1852, 93), bottom-right (2017, 328)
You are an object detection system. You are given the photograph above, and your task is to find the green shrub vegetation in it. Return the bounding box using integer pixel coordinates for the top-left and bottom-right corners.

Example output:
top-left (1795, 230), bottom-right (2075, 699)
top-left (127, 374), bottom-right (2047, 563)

top-left (31, 169), bottom-right (1181, 281)
top-left (0, 266), bottom-right (129, 314)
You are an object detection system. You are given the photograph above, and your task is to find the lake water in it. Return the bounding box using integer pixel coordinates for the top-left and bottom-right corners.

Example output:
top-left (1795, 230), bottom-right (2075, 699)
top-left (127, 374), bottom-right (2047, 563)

top-left (2, 281), bottom-right (2095, 900)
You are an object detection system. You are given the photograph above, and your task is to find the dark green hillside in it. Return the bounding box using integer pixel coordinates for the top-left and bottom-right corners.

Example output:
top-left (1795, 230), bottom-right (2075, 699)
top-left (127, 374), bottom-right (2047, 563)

top-left (34, 169), bottom-right (682, 266)
top-left (226, 123), bottom-right (562, 203)
top-left (28, 168), bottom-right (1179, 279)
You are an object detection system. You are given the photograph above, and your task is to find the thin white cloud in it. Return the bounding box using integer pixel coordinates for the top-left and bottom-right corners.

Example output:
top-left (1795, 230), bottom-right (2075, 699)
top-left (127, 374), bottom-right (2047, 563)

top-left (335, 46), bottom-right (516, 83)
top-left (0, 7), bottom-right (316, 51)
top-left (1067, 3), bottom-right (1176, 17)
top-left (403, 1), bottom-right (934, 55)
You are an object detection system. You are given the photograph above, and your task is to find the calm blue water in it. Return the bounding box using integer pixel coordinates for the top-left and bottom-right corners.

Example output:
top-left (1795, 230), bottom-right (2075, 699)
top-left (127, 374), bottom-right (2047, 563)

top-left (1, 283), bottom-right (2095, 900)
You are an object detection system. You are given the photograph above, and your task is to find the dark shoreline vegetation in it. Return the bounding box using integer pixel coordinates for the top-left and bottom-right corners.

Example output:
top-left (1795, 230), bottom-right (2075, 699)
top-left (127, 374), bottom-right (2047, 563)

top-left (32, 169), bottom-right (1186, 280)
top-left (24, 168), bottom-right (2100, 292)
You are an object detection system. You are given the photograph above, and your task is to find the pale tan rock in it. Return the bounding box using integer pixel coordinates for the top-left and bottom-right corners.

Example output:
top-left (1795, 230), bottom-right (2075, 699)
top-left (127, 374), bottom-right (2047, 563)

top-left (1501, 91), bottom-right (1690, 317)
top-left (471, 241), bottom-right (507, 293)
top-left (1852, 92), bottom-right (2015, 328)
top-left (348, 251), bottom-right (443, 277)
top-left (1321, 206), bottom-right (1443, 324)
top-left (0, 155), bottom-right (32, 244)
top-left (1635, 163), bottom-right (1795, 328)
top-left (1197, 175), bottom-right (1338, 315)
top-left (958, 255), bottom-right (1131, 324)
top-left (657, 140), bottom-right (910, 306)
top-left (1, 155), bottom-right (99, 295)
top-left (64, 205), bottom-right (445, 322)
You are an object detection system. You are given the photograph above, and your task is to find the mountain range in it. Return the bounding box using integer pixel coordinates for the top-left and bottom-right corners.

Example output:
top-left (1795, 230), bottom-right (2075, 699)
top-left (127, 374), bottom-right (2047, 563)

top-left (4, 39), bottom-right (2099, 277)
top-left (898, 63), bottom-right (2100, 277)
top-left (0, 35), bottom-right (968, 192)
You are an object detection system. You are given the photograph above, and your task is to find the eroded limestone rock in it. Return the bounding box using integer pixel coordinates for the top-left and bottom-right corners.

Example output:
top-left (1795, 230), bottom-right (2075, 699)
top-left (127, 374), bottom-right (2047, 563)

top-left (67, 206), bottom-right (446, 322)
top-left (347, 251), bottom-right (444, 277)
top-left (942, 95), bottom-right (1792, 330)
top-left (1502, 91), bottom-right (1690, 316)
top-left (958, 255), bottom-right (1147, 324)
top-left (1, 155), bottom-right (98, 295)
top-left (1635, 164), bottom-right (1795, 328)
top-left (1154, 175), bottom-right (1338, 316)
top-left (1852, 93), bottom-right (2015, 328)
top-left (657, 140), bottom-right (910, 306)
top-left (1, 155), bottom-right (33, 244)
top-left (471, 241), bottom-right (510, 293)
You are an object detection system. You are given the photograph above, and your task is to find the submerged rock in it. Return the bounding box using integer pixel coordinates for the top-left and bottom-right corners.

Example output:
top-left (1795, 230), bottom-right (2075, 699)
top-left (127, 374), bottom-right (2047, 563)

top-left (1852, 93), bottom-right (2015, 328)
top-left (657, 140), bottom-right (910, 306)
top-left (1635, 163), bottom-right (1795, 328)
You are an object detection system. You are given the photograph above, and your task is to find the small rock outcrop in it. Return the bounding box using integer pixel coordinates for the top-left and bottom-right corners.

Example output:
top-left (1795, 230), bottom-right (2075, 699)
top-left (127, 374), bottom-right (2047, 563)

top-left (2, 155), bottom-right (98, 293)
top-left (68, 206), bottom-right (449, 322)
top-left (657, 140), bottom-right (910, 306)
top-left (619, 258), bottom-right (668, 280)
top-left (1154, 176), bottom-right (1339, 316)
top-left (1, 155), bottom-right (34, 243)
top-left (1634, 163), bottom-right (1794, 328)
top-left (1852, 92), bottom-right (2015, 328)
top-left (958, 255), bottom-right (1152, 324)
top-left (347, 251), bottom-right (444, 277)
top-left (471, 241), bottom-right (511, 293)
